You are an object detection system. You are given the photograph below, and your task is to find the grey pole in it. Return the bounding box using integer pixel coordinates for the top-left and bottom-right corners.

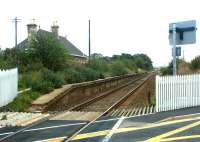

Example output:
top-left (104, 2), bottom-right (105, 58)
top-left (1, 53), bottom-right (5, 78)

top-left (172, 23), bottom-right (176, 75)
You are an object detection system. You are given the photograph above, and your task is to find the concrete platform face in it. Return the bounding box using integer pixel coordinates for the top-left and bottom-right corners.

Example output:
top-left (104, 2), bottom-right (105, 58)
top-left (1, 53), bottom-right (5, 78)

top-left (0, 106), bottom-right (200, 142)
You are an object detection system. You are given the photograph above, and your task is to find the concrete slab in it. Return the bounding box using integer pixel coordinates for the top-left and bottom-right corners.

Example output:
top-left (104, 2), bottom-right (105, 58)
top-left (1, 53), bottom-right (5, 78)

top-left (32, 85), bottom-right (72, 105)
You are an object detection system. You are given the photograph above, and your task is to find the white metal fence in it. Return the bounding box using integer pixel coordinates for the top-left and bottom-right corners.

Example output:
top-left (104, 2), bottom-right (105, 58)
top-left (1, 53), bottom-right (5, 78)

top-left (156, 74), bottom-right (200, 112)
top-left (0, 68), bottom-right (18, 107)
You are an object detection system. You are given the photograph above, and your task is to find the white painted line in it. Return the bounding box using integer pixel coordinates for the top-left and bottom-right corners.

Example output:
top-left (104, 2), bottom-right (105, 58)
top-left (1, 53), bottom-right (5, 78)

top-left (0, 132), bottom-right (13, 136)
top-left (0, 122), bottom-right (86, 136)
top-left (24, 122), bottom-right (87, 132)
top-left (33, 136), bottom-right (67, 142)
top-left (95, 118), bottom-right (120, 123)
top-left (0, 112), bottom-right (156, 137)
top-left (1, 109), bottom-right (199, 140)
top-left (101, 116), bottom-right (125, 142)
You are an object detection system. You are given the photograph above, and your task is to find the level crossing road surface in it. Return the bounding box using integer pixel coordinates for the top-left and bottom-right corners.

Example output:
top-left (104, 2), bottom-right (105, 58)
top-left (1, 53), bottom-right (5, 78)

top-left (0, 107), bottom-right (200, 142)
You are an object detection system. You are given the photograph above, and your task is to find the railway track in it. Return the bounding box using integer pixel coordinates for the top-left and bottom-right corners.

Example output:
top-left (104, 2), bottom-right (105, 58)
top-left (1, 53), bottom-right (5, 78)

top-left (50, 105), bottom-right (156, 121)
top-left (62, 73), bottom-right (153, 142)
top-left (108, 105), bottom-right (155, 117)
top-left (67, 73), bottom-right (147, 112)
top-left (0, 73), bottom-right (154, 142)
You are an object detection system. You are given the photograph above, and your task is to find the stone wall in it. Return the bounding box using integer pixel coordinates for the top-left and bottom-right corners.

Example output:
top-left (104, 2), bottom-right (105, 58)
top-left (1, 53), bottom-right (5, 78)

top-left (31, 73), bottom-right (145, 112)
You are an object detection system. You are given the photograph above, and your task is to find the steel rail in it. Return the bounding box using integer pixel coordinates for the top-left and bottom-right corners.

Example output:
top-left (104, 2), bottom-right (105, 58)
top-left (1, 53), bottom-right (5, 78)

top-left (63, 73), bottom-right (153, 142)
top-left (66, 74), bottom-right (146, 112)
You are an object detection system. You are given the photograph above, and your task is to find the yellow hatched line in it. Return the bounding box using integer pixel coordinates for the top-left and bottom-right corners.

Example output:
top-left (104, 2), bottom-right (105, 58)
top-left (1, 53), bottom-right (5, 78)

top-left (72, 116), bottom-right (200, 140)
top-left (47, 115), bottom-right (200, 142)
top-left (144, 120), bottom-right (200, 142)
top-left (161, 135), bottom-right (200, 142)
top-left (48, 140), bottom-right (62, 142)
top-left (72, 130), bottom-right (110, 140)
top-left (157, 113), bottom-right (200, 123)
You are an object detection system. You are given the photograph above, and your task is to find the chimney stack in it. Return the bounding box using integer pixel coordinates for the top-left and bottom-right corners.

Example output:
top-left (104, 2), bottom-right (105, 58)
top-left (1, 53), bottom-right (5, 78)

top-left (51, 21), bottom-right (59, 38)
top-left (27, 19), bottom-right (37, 41)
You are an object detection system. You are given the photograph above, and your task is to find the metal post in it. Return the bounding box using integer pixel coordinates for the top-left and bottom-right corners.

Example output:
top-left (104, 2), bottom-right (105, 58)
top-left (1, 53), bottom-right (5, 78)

top-left (172, 23), bottom-right (176, 76)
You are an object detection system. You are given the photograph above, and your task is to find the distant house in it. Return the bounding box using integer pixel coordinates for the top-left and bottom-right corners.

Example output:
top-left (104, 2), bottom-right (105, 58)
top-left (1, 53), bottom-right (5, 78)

top-left (16, 22), bottom-right (87, 63)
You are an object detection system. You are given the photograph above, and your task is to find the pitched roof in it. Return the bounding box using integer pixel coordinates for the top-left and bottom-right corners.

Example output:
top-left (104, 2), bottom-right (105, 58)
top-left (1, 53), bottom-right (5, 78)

top-left (16, 29), bottom-right (87, 58)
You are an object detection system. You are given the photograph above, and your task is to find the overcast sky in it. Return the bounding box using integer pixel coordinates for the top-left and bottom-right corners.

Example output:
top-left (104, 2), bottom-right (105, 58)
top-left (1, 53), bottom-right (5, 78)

top-left (0, 0), bottom-right (200, 67)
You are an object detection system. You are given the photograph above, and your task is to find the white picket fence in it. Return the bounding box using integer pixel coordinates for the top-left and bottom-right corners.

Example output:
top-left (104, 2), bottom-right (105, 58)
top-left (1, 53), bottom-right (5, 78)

top-left (156, 74), bottom-right (200, 112)
top-left (0, 68), bottom-right (18, 107)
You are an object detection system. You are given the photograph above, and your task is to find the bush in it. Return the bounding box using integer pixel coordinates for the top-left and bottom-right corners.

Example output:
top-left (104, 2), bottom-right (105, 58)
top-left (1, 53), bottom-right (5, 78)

top-left (29, 68), bottom-right (65, 94)
top-left (63, 67), bottom-right (104, 83)
top-left (19, 71), bottom-right (43, 90)
top-left (19, 74), bottom-right (30, 90)
top-left (190, 56), bottom-right (200, 70)
top-left (32, 79), bottom-right (54, 94)
top-left (23, 62), bottom-right (44, 73)
top-left (5, 91), bottom-right (41, 112)
top-left (42, 69), bottom-right (65, 88)
top-left (88, 58), bottom-right (108, 73)
top-left (110, 61), bottom-right (128, 76)
top-left (63, 68), bottom-right (83, 83)
top-left (79, 67), bottom-right (104, 81)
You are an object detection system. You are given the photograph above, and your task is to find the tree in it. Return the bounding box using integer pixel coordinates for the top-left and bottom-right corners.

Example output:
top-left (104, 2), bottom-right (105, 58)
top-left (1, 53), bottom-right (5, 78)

top-left (160, 59), bottom-right (184, 75)
top-left (88, 58), bottom-right (108, 73)
top-left (132, 54), bottom-right (153, 71)
top-left (91, 53), bottom-right (103, 59)
top-left (190, 56), bottom-right (200, 70)
top-left (30, 32), bottom-right (70, 71)
top-left (110, 61), bottom-right (128, 76)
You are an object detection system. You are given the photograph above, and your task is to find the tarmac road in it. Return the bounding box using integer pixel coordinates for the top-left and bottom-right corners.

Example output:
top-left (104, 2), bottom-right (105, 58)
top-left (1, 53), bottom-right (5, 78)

top-left (0, 106), bottom-right (200, 142)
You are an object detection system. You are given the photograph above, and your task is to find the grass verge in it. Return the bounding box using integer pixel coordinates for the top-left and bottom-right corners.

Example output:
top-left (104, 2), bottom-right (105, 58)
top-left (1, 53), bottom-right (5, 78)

top-left (0, 91), bottom-right (41, 112)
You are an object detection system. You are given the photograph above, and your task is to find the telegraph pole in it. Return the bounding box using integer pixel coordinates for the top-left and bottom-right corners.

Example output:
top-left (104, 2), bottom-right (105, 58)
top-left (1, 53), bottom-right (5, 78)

top-left (12, 17), bottom-right (21, 47)
top-left (88, 19), bottom-right (91, 63)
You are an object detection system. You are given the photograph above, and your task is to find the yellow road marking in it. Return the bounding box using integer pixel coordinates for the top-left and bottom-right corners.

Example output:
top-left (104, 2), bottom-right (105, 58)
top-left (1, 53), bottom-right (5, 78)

top-left (144, 120), bottom-right (200, 142)
top-left (161, 135), bottom-right (200, 142)
top-left (157, 113), bottom-right (200, 123)
top-left (72, 130), bottom-right (110, 140)
top-left (73, 116), bottom-right (200, 140)
top-left (46, 115), bottom-right (200, 141)
top-left (48, 140), bottom-right (62, 142)
top-left (39, 137), bottom-right (66, 142)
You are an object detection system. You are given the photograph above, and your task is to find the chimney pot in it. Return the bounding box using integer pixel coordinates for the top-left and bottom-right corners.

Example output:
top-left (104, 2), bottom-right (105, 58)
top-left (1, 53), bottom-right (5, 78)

top-left (27, 20), bottom-right (37, 41)
top-left (51, 21), bottom-right (59, 38)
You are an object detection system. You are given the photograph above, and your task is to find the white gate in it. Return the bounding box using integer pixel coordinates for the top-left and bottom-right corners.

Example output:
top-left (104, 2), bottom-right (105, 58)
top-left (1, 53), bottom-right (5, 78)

top-left (156, 74), bottom-right (200, 112)
top-left (0, 68), bottom-right (18, 107)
